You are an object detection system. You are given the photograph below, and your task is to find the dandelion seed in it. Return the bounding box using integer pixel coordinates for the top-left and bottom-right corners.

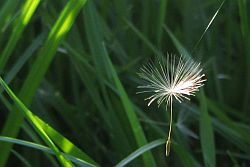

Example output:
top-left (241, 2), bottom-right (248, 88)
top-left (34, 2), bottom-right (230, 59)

top-left (137, 54), bottom-right (206, 156)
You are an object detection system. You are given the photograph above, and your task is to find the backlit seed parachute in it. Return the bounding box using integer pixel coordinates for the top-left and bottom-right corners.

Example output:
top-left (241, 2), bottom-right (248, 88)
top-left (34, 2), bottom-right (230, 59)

top-left (137, 54), bottom-right (206, 156)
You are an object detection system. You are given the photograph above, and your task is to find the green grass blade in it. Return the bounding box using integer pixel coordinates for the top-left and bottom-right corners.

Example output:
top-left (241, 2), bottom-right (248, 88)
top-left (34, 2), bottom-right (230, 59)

top-left (4, 33), bottom-right (45, 83)
top-left (173, 143), bottom-right (201, 167)
top-left (125, 19), bottom-right (163, 57)
top-left (0, 0), bottom-right (40, 71)
top-left (103, 44), bottom-right (156, 167)
top-left (207, 99), bottom-right (250, 146)
top-left (0, 0), bottom-right (87, 165)
top-left (0, 0), bottom-right (19, 34)
top-left (227, 151), bottom-right (241, 167)
top-left (0, 136), bottom-right (98, 167)
top-left (65, 17), bottom-right (136, 157)
top-left (35, 117), bottom-right (100, 167)
top-left (164, 25), bottom-right (191, 58)
top-left (183, 101), bottom-right (250, 154)
top-left (18, 0), bottom-right (87, 102)
top-left (83, 1), bottom-right (107, 78)
top-left (115, 139), bottom-right (165, 167)
top-left (237, 0), bottom-right (250, 112)
top-left (156, 0), bottom-right (168, 47)
top-left (0, 77), bottom-right (73, 167)
top-left (83, 2), bottom-right (156, 164)
top-left (11, 150), bottom-right (32, 167)
top-left (0, 90), bottom-right (60, 166)
top-left (199, 90), bottom-right (216, 167)
top-left (237, 0), bottom-right (249, 38)
top-left (0, 79), bottom-right (99, 166)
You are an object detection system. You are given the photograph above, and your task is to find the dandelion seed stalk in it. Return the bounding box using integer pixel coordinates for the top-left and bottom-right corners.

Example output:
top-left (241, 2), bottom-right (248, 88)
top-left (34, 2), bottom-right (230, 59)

top-left (166, 96), bottom-right (172, 156)
top-left (137, 54), bottom-right (206, 156)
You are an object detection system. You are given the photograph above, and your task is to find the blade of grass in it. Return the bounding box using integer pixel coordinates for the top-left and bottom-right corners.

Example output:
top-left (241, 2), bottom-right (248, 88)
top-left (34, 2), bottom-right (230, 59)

top-left (0, 0), bottom-right (40, 71)
top-left (199, 90), bottom-right (216, 167)
top-left (0, 0), bottom-right (87, 165)
top-left (125, 19), bottom-right (163, 57)
top-left (226, 151), bottom-right (240, 167)
top-left (215, 122), bottom-right (250, 154)
top-left (207, 99), bottom-right (250, 146)
top-left (83, 2), bottom-right (153, 163)
top-left (115, 139), bottom-right (165, 167)
top-left (182, 102), bottom-right (250, 154)
top-left (173, 142), bottom-right (201, 167)
top-left (164, 25), bottom-right (191, 58)
top-left (11, 150), bottom-right (32, 167)
top-left (141, 0), bottom-right (150, 36)
top-left (35, 117), bottom-right (100, 167)
top-left (237, 0), bottom-right (249, 38)
top-left (0, 0), bottom-right (19, 34)
top-left (4, 32), bottom-right (45, 83)
top-left (18, 0), bottom-right (87, 102)
top-left (1, 81), bottom-right (100, 166)
top-left (237, 0), bottom-right (250, 112)
top-left (0, 77), bottom-right (73, 167)
top-left (192, 0), bottom-right (225, 53)
top-left (0, 92), bottom-right (60, 166)
top-left (103, 43), bottom-right (156, 167)
top-left (156, 0), bottom-right (168, 47)
top-left (0, 136), bottom-right (98, 167)
top-left (63, 28), bottom-right (135, 158)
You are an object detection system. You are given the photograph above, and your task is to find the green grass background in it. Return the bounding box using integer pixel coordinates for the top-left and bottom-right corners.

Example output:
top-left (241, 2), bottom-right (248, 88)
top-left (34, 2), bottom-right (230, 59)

top-left (0, 0), bottom-right (250, 166)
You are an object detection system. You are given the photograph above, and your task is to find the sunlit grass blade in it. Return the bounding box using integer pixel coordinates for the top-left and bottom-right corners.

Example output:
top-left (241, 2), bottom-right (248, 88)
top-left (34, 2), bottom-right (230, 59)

top-left (0, 0), bottom-right (40, 70)
top-left (0, 0), bottom-right (87, 165)
top-left (0, 136), bottom-right (98, 167)
top-left (0, 78), bottom-right (99, 166)
top-left (35, 117), bottom-right (100, 167)
top-left (18, 0), bottom-right (87, 102)
top-left (0, 90), bottom-right (59, 166)
top-left (0, 77), bottom-right (73, 167)
top-left (192, 0), bottom-right (225, 52)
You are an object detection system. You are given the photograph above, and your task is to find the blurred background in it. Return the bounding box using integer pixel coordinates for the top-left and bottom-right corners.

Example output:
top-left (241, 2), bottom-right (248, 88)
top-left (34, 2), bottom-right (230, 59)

top-left (0, 0), bottom-right (250, 166)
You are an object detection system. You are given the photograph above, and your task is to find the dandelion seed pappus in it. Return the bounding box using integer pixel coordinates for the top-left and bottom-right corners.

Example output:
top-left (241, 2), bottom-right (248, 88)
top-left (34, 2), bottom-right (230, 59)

top-left (137, 54), bottom-right (206, 156)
